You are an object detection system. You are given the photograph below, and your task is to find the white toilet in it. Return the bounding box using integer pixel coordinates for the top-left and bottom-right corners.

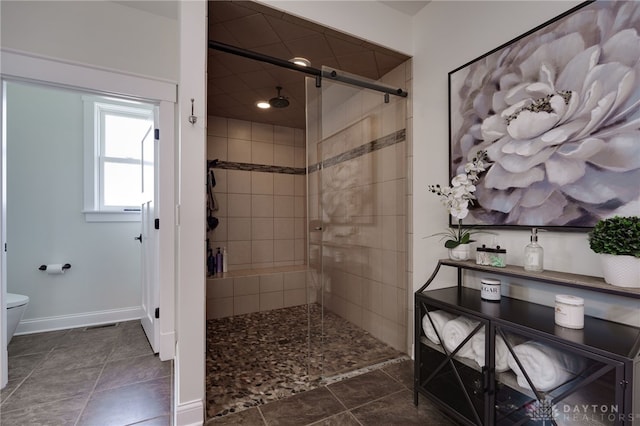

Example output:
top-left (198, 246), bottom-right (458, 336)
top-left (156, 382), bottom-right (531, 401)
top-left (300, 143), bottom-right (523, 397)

top-left (6, 293), bottom-right (29, 343)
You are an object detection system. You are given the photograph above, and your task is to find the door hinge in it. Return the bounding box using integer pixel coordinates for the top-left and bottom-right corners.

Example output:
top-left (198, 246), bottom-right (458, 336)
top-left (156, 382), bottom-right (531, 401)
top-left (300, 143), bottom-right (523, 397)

top-left (154, 128), bottom-right (160, 140)
top-left (155, 307), bottom-right (160, 319)
top-left (155, 218), bottom-right (160, 230)
top-left (4, 243), bottom-right (6, 252)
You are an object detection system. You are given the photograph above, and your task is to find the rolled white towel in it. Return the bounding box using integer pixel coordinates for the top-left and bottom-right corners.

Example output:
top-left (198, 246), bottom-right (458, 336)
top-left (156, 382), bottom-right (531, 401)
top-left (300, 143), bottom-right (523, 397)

top-left (470, 328), bottom-right (510, 372)
top-left (422, 310), bottom-right (456, 345)
top-left (442, 316), bottom-right (479, 359)
top-left (507, 341), bottom-right (585, 391)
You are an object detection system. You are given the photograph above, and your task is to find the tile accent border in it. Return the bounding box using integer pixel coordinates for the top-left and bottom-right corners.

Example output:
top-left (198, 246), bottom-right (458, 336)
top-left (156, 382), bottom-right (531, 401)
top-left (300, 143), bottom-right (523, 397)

top-left (207, 128), bottom-right (405, 176)
top-left (308, 128), bottom-right (406, 173)
top-left (208, 160), bottom-right (306, 175)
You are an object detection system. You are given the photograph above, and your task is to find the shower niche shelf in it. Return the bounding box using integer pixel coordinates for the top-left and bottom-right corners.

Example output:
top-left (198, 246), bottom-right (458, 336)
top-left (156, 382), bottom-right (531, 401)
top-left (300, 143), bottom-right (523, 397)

top-left (414, 259), bottom-right (640, 425)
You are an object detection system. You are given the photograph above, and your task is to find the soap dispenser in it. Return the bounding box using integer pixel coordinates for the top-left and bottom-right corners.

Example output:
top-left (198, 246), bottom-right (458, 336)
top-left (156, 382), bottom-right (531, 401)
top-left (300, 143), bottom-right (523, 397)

top-left (524, 228), bottom-right (543, 272)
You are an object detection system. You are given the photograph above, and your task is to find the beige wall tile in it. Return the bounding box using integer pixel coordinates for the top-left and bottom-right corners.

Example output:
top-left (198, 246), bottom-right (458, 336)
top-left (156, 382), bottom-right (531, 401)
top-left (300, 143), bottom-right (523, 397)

top-left (284, 289), bottom-right (306, 307)
top-left (212, 169), bottom-right (228, 194)
top-left (260, 273), bottom-right (283, 293)
top-left (294, 175), bottom-right (305, 196)
top-left (252, 141), bottom-right (274, 165)
top-left (294, 196), bottom-right (305, 218)
top-left (227, 194), bottom-right (251, 218)
top-left (252, 122), bottom-right (273, 143)
top-left (381, 284), bottom-right (399, 323)
top-left (234, 294), bottom-right (259, 316)
top-left (228, 138), bottom-right (252, 162)
top-left (252, 195), bottom-right (274, 217)
top-left (206, 297), bottom-right (233, 320)
top-left (228, 118), bottom-right (251, 140)
top-left (294, 147), bottom-right (305, 168)
top-left (381, 215), bottom-right (398, 251)
top-left (260, 291), bottom-right (284, 311)
top-left (381, 249), bottom-right (399, 286)
top-left (283, 271), bottom-right (306, 290)
top-left (234, 275), bottom-right (259, 296)
top-left (227, 217), bottom-right (251, 241)
top-left (274, 144), bottom-right (294, 167)
top-left (274, 239), bottom-right (294, 262)
top-left (252, 240), bottom-right (274, 263)
top-left (252, 218), bottom-right (274, 240)
top-left (294, 128), bottom-right (305, 147)
top-left (206, 277), bottom-right (234, 299)
top-left (227, 241), bottom-right (251, 265)
top-left (362, 279), bottom-right (382, 313)
top-left (208, 116), bottom-right (227, 137)
top-left (274, 196), bottom-right (294, 218)
top-left (379, 320), bottom-right (405, 352)
top-left (294, 218), bottom-right (305, 239)
top-left (274, 174), bottom-right (295, 196)
top-left (207, 136), bottom-right (227, 161)
top-left (274, 218), bottom-right (295, 239)
top-left (343, 300), bottom-right (363, 328)
top-left (209, 219), bottom-right (227, 246)
top-left (251, 171), bottom-right (274, 195)
top-left (274, 125), bottom-right (295, 146)
top-left (227, 170), bottom-right (251, 194)
top-left (381, 180), bottom-right (398, 216)
top-left (294, 239), bottom-right (306, 261)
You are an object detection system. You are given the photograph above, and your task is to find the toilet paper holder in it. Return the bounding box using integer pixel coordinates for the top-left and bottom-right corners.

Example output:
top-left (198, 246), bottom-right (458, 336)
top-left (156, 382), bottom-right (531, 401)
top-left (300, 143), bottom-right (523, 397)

top-left (38, 263), bottom-right (71, 271)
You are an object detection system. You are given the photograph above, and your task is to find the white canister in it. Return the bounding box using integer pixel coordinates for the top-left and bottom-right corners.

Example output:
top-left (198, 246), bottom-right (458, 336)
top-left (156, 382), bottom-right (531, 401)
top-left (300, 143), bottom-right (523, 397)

top-left (480, 278), bottom-right (501, 301)
top-left (555, 295), bottom-right (584, 329)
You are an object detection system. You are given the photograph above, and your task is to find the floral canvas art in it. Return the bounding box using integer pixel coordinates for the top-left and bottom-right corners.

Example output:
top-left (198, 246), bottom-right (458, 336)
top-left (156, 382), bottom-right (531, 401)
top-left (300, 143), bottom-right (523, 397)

top-left (449, 0), bottom-right (640, 228)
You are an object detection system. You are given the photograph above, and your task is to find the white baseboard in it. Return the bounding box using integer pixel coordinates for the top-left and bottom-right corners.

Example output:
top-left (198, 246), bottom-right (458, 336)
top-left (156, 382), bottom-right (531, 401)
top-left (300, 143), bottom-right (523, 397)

top-left (15, 306), bottom-right (144, 335)
top-left (175, 399), bottom-right (204, 426)
top-left (159, 330), bottom-right (176, 361)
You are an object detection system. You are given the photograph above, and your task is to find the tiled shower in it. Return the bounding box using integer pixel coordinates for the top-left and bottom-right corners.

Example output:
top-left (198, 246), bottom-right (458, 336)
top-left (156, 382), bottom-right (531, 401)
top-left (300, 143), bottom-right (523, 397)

top-left (206, 60), bottom-right (412, 357)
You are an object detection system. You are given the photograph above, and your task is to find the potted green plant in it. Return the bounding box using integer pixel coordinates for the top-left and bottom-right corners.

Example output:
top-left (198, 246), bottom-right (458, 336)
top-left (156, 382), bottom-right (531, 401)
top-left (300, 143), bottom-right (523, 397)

top-left (588, 216), bottom-right (640, 288)
top-left (428, 150), bottom-right (490, 260)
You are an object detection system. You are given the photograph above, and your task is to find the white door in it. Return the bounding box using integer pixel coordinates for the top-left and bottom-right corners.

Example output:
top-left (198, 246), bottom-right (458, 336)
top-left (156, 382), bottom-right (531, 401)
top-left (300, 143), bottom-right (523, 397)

top-left (140, 120), bottom-right (159, 353)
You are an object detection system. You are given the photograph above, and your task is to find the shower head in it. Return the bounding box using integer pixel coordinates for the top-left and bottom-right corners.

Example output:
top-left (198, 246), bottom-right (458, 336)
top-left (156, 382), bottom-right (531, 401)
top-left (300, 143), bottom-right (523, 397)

top-left (269, 86), bottom-right (289, 108)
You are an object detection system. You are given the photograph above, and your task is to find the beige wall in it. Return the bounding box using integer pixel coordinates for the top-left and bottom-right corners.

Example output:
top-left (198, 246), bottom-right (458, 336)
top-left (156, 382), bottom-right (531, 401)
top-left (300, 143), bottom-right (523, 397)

top-left (207, 117), bottom-right (306, 271)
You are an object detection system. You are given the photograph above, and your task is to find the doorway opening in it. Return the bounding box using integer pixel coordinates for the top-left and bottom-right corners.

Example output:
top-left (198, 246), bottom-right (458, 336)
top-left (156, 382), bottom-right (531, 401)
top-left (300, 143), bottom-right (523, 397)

top-left (205, 1), bottom-right (412, 420)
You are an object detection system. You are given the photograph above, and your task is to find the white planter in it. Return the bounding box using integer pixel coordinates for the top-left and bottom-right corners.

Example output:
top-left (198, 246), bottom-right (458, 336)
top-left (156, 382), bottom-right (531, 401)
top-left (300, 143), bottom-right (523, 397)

top-left (449, 244), bottom-right (471, 261)
top-left (600, 254), bottom-right (640, 288)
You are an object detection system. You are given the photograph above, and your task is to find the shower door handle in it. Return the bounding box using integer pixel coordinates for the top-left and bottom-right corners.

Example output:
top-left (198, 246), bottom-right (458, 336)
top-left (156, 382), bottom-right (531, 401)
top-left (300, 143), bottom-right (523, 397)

top-left (309, 220), bottom-right (323, 232)
top-left (134, 234), bottom-right (143, 243)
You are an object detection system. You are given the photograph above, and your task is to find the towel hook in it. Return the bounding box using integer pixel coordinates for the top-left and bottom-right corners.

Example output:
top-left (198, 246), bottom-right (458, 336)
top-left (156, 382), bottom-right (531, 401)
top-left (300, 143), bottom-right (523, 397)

top-left (188, 98), bottom-right (198, 125)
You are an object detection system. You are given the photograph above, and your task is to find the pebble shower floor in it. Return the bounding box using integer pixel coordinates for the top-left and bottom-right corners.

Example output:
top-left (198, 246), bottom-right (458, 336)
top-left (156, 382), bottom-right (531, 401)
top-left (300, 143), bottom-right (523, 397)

top-left (206, 304), bottom-right (405, 419)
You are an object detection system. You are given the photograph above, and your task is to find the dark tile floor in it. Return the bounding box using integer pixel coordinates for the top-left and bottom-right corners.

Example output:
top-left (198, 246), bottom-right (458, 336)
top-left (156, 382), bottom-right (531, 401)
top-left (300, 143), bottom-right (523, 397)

top-left (205, 359), bottom-right (460, 426)
top-left (1, 321), bottom-right (172, 425)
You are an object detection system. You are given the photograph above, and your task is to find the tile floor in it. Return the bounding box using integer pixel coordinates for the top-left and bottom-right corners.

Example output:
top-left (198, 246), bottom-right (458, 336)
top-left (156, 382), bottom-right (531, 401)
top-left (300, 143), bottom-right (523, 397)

top-left (1, 321), bottom-right (172, 425)
top-left (206, 304), bottom-right (406, 418)
top-left (205, 359), bottom-right (460, 426)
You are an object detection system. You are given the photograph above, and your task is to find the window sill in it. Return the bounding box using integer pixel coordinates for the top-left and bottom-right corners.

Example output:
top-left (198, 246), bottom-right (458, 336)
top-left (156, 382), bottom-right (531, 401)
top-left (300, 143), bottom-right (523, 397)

top-left (83, 210), bottom-right (141, 222)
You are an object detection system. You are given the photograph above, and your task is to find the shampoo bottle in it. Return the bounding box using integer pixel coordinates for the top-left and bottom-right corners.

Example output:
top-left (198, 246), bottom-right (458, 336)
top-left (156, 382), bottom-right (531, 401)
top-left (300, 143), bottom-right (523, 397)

top-left (222, 247), bottom-right (228, 273)
top-left (216, 247), bottom-right (223, 274)
top-left (524, 228), bottom-right (543, 272)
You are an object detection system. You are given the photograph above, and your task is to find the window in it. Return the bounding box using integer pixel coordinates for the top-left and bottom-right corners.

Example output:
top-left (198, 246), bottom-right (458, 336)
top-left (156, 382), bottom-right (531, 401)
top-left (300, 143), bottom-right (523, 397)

top-left (83, 96), bottom-right (155, 221)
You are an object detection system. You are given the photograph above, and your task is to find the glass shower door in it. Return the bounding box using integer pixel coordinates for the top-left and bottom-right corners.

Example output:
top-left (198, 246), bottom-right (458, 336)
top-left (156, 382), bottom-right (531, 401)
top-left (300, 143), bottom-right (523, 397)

top-left (306, 66), bottom-right (408, 381)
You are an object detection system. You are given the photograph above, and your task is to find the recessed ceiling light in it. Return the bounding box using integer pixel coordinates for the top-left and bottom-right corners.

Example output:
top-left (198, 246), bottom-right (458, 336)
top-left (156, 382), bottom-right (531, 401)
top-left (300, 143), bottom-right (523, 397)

top-left (290, 57), bottom-right (311, 67)
top-left (256, 101), bottom-right (271, 109)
